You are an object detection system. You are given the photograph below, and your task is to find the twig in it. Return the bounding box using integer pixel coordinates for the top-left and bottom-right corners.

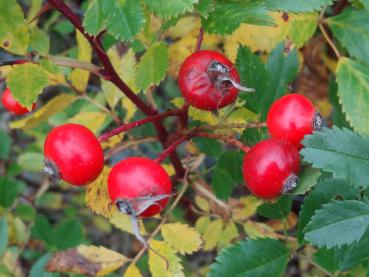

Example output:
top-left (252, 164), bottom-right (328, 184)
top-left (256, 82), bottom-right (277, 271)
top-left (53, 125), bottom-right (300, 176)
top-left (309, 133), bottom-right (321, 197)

top-left (194, 132), bottom-right (250, 153)
top-left (195, 122), bottom-right (267, 131)
top-left (319, 9), bottom-right (341, 59)
top-left (81, 95), bottom-right (122, 125)
top-left (194, 28), bottom-right (204, 52)
top-left (155, 135), bottom-right (189, 163)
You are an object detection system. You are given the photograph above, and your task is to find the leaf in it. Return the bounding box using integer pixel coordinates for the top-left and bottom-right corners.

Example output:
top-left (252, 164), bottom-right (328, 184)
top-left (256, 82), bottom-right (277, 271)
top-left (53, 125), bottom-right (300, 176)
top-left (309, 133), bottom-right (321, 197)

top-left (327, 9), bottom-right (369, 63)
top-left (110, 210), bottom-right (146, 235)
top-left (135, 42), bottom-right (168, 91)
top-left (52, 220), bottom-right (84, 250)
top-left (148, 240), bottom-right (184, 277)
top-left (313, 247), bottom-right (344, 275)
top-left (70, 30), bottom-right (92, 93)
top-left (144, 0), bottom-right (198, 19)
top-left (336, 57), bottom-right (369, 134)
top-left (211, 168), bottom-right (235, 200)
top-left (86, 167), bottom-right (114, 218)
top-left (192, 137), bottom-right (222, 157)
top-left (243, 221), bottom-right (279, 240)
top-left (17, 152), bottom-right (43, 172)
top-left (208, 238), bottom-right (289, 277)
top-left (29, 28), bottom-right (50, 55)
top-left (297, 177), bottom-right (360, 243)
top-left (31, 215), bottom-right (53, 247)
top-left (69, 112), bottom-right (108, 134)
top-left (305, 200), bottom-right (369, 248)
top-left (124, 264), bottom-right (142, 277)
top-left (260, 43), bottom-right (299, 119)
top-left (202, 0), bottom-right (274, 35)
top-left (301, 127), bottom-right (369, 186)
top-left (328, 78), bottom-right (350, 129)
top-left (105, 0), bottom-right (144, 41)
top-left (0, 128), bottom-right (11, 160)
top-left (232, 196), bottom-right (263, 221)
top-left (291, 167), bottom-right (321, 195)
top-left (0, 218), bottom-right (8, 256)
top-left (217, 221), bottom-right (239, 248)
top-left (288, 13), bottom-right (318, 48)
top-left (7, 64), bottom-right (48, 107)
top-left (0, 176), bottom-right (24, 208)
top-left (161, 223), bottom-right (202, 254)
top-left (235, 45), bottom-right (268, 113)
top-left (216, 151), bottom-right (244, 183)
top-left (203, 219), bottom-right (223, 250)
top-left (264, 0), bottom-right (333, 12)
top-left (0, 0), bottom-right (29, 55)
top-left (257, 196), bottom-right (293, 220)
top-left (83, 0), bottom-right (106, 35)
top-left (29, 253), bottom-right (54, 277)
top-left (10, 94), bottom-right (77, 130)
top-left (46, 245), bottom-right (128, 276)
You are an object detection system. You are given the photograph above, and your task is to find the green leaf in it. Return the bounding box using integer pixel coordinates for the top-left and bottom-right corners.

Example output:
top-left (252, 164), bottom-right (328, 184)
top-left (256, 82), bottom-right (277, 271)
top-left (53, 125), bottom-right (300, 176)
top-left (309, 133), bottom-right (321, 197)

top-left (301, 127), bottom-right (369, 186)
top-left (297, 177), bottom-right (360, 243)
top-left (29, 253), bottom-right (54, 277)
top-left (313, 247), bottom-right (345, 274)
top-left (195, 0), bottom-right (214, 18)
top-left (31, 215), bottom-right (53, 247)
top-left (291, 167), bottom-right (321, 195)
top-left (216, 151), bottom-right (243, 183)
top-left (17, 152), bottom-right (43, 172)
top-left (260, 43), bottom-right (299, 119)
top-left (289, 13), bottom-right (319, 48)
top-left (0, 128), bottom-right (11, 160)
top-left (105, 0), bottom-right (144, 41)
top-left (336, 57), bottom-right (369, 134)
top-left (202, 0), bottom-right (274, 35)
top-left (15, 204), bottom-right (36, 222)
top-left (305, 200), bottom-right (369, 248)
top-left (327, 9), bottom-right (369, 63)
top-left (265, 0), bottom-right (333, 12)
top-left (29, 28), bottom-right (50, 55)
top-left (0, 0), bottom-right (29, 55)
top-left (7, 64), bottom-right (48, 107)
top-left (0, 218), bottom-right (8, 256)
top-left (340, 228), bottom-right (369, 270)
top-left (52, 220), bottom-right (84, 250)
top-left (0, 176), bottom-right (24, 208)
top-left (144, 0), bottom-right (198, 19)
top-left (236, 45), bottom-right (268, 114)
top-left (83, 0), bottom-right (106, 35)
top-left (193, 137), bottom-right (222, 157)
top-left (328, 78), bottom-right (350, 128)
top-left (211, 168), bottom-right (234, 200)
top-left (257, 196), bottom-right (292, 220)
top-left (135, 42), bottom-right (168, 91)
top-left (209, 238), bottom-right (289, 277)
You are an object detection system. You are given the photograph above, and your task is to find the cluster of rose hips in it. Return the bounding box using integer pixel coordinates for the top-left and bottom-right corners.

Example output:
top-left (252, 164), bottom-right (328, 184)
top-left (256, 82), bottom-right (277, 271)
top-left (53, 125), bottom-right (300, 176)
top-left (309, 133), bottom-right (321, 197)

top-left (1, 50), bottom-right (322, 221)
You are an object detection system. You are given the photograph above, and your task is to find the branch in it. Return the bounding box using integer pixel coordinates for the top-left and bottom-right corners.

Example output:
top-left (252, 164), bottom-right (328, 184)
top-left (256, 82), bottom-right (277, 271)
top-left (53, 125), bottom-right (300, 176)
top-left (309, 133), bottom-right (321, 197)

top-left (155, 135), bottom-right (190, 163)
top-left (319, 9), bottom-right (341, 59)
top-left (195, 122), bottom-right (267, 131)
top-left (194, 132), bottom-right (250, 153)
top-left (194, 28), bottom-right (204, 52)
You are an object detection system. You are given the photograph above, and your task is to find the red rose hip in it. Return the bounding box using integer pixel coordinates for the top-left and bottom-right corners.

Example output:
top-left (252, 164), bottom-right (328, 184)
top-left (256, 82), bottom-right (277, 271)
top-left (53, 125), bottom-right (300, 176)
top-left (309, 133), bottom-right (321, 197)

top-left (108, 157), bottom-right (172, 218)
top-left (178, 50), bottom-right (254, 110)
top-left (242, 138), bottom-right (300, 199)
top-left (267, 94), bottom-right (323, 149)
top-left (1, 87), bottom-right (35, 115)
top-left (44, 123), bottom-right (104, 186)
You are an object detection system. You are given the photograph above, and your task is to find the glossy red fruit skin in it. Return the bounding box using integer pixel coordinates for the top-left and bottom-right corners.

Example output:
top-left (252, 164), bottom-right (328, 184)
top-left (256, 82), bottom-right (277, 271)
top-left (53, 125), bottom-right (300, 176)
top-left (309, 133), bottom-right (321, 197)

top-left (1, 88), bottom-right (35, 115)
top-left (44, 123), bottom-right (104, 186)
top-left (108, 157), bottom-right (172, 218)
top-left (267, 94), bottom-right (316, 149)
top-left (178, 50), bottom-right (240, 110)
top-left (242, 138), bottom-right (300, 199)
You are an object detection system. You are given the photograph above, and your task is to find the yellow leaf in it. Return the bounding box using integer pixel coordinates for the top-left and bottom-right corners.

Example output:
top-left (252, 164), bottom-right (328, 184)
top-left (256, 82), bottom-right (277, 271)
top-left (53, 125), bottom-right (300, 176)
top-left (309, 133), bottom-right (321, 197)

top-left (161, 223), bottom-right (202, 254)
top-left (188, 106), bottom-right (218, 125)
top-left (217, 221), bottom-right (239, 248)
top-left (69, 111), bottom-right (108, 134)
top-left (1, 249), bottom-right (23, 277)
top-left (161, 164), bottom-right (175, 176)
top-left (121, 97), bottom-right (137, 122)
top-left (101, 134), bottom-right (124, 149)
top-left (171, 97), bottom-right (184, 108)
top-left (267, 212), bottom-right (297, 231)
top-left (70, 30), bottom-right (92, 92)
top-left (165, 16), bottom-right (198, 39)
top-left (9, 94), bottom-right (77, 130)
top-left (46, 245), bottom-right (128, 277)
top-left (243, 221), bottom-right (279, 240)
top-left (203, 219), bottom-right (223, 251)
top-left (194, 196), bottom-right (210, 212)
top-left (232, 196), bottom-right (263, 221)
top-left (148, 240), bottom-right (184, 277)
top-left (109, 210), bottom-right (146, 235)
top-left (224, 12), bottom-right (291, 60)
top-left (85, 167), bottom-right (114, 218)
top-left (124, 264), bottom-right (142, 277)
top-left (195, 216), bottom-right (211, 235)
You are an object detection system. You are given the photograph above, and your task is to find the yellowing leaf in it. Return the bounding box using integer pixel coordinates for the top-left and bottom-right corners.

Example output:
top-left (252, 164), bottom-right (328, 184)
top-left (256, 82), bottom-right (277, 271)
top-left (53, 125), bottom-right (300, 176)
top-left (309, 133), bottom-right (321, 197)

top-left (121, 97), bottom-right (137, 122)
top-left (165, 16), bottom-right (198, 39)
top-left (10, 94), bottom-right (77, 130)
top-left (188, 106), bottom-right (218, 125)
top-left (85, 167), bottom-right (114, 218)
top-left (243, 221), bottom-right (279, 240)
top-left (161, 223), bottom-right (202, 254)
top-left (69, 112), bottom-right (108, 134)
top-left (224, 12), bottom-right (291, 60)
top-left (195, 216), bottom-right (211, 234)
top-left (232, 196), bottom-right (263, 221)
top-left (217, 221), bottom-right (239, 248)
top-left (124, 264), bottom-right (142, 277)
top-left (100, 134), bottom-right (124, 149)
top-left (195, 196), bottom-right (211, 212)
top-left (161, 164), bottom-right (175, 176)
top-left (203, 219), bottom-right (223, 251)
top-left (70, 30), bottom-right (92, 93)
top-left (46, 245), bottom-right (128, 276)
top-left (288, 13), bottom-right (318, 48)
top-left (148, 240), bottom-right (184, 277)
top-left (109, 210), bottom-right (146, 235)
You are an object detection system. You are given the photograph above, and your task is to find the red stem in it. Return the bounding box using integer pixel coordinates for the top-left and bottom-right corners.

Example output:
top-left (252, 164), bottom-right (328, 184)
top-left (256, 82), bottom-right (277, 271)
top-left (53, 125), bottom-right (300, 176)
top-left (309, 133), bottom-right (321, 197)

top-left (98, 110), bottom-right (178, 142)
top-left (194, 28), bottom-right (204, 52)
top-left (47, 0), bottom-right (185, 178)
top-left (155, 135), bottom-right (190, 163)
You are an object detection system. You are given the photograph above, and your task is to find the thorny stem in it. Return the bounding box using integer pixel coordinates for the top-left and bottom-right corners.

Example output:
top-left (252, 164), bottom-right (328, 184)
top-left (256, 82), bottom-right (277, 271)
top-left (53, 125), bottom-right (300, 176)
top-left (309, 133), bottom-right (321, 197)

top-left (47, 0), bottom-right (185, 177)
top-left (319, 9), bottom-right (341, 59)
